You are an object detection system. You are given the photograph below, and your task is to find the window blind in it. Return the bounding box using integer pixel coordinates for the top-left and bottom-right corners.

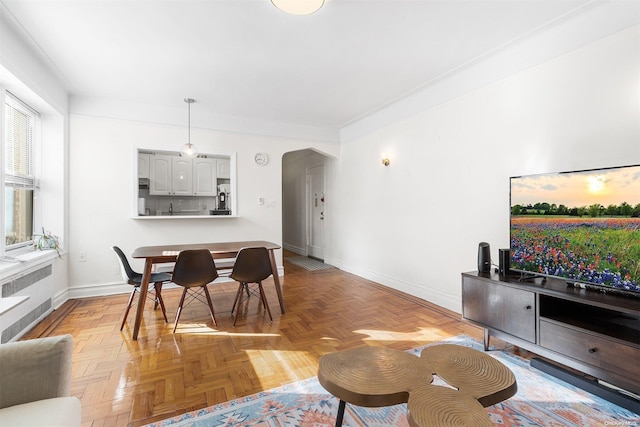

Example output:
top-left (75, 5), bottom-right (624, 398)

top-left (4, 93), bottom-right (35, 188)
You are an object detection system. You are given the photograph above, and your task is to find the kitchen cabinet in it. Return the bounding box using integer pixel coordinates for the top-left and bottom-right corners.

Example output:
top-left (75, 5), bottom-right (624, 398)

top-left (138, 153), bottom-right (150, 178)
top-left (193, 158), bottom-right (217, 196)
top-left (149, 155), bottom-right (193, 195)
top-left (171, 157), bottom-right (193, 195)
top-left (149, 155), bottom-right (216, 196)
top-left (217, 158), bottom-right (231, 179)
top-left (149, 155), bottom-right (172, 195)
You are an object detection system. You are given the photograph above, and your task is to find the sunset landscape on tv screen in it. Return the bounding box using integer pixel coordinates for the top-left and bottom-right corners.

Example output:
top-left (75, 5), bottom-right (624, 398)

top-left (510, 165), bottom-right (640, 295)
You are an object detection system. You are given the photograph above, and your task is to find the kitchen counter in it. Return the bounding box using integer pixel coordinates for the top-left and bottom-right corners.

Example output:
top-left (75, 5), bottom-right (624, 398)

top-left (133, 213), bottom-right (237, 219)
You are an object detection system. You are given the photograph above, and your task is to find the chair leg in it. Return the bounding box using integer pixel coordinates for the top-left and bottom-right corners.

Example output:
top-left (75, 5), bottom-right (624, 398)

top-left (173, 288), bottom-right (188, 333)
top-left (202, 285), bottom-right (217, 327)
top-left (154, 282), bottom-right (168, 323)
top-left (258, 282), bottom-right (273, 322)
top-left (231, 282), bottom-right (244, 314)
top-left (120, 287), bottom-right (138, 331)
top-left (233, 283), bottom-right (247, 326)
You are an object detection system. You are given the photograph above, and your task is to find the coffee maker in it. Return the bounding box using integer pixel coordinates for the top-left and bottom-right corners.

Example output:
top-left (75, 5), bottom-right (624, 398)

top-left (218, 191), bottom-right (226, 210)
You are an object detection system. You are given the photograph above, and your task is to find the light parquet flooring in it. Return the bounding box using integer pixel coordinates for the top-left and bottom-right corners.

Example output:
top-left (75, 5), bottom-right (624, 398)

top-left (22, 256), bottom-right (487, 427)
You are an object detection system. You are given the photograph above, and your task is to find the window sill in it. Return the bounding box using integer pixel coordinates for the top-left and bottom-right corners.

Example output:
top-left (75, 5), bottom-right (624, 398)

top-left (132, 214), bottom-right (239, 219)
top-left (0, 250), bottom-right (59, 282)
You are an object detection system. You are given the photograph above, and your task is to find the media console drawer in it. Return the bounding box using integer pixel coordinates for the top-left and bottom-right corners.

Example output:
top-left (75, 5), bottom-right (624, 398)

top-left (539, 319), bottom-right (640, 380)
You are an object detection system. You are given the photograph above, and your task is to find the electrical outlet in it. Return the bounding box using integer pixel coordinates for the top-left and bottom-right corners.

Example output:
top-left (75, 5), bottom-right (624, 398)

top-left (79, 252), bottom-right (87, 262)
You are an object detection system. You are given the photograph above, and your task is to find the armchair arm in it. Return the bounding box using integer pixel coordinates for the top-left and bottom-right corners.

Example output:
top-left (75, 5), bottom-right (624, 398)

top-left (0, 334), bottom-right (74, 409)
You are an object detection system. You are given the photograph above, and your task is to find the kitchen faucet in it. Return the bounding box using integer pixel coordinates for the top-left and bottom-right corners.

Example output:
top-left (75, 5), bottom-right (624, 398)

top-left (169, 203), bottom-right (173, 214)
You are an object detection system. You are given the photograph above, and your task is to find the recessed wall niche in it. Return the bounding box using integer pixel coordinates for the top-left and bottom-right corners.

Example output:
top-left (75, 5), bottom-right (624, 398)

top-left (134, 149), bottom-right (236, 218)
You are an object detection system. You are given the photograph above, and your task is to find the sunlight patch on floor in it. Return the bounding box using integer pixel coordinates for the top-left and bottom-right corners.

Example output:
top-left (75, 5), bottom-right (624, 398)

top-left (353, 327), bottom-right (446, 342)
top-left (245, 349), bottom-right (318, 392)
top-left (173, 323), bottom-right (280, 337)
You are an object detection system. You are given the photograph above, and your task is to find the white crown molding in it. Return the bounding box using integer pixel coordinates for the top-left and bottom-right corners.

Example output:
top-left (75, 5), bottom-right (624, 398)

top-left (70, 96), bottom-right (340, 143)
top-left (340, 1), bottom-right (640, 143)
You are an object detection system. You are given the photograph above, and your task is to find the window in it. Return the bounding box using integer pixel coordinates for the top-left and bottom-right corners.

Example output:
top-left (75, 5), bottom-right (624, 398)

top-left (4, 93), bottom-right (38, 249)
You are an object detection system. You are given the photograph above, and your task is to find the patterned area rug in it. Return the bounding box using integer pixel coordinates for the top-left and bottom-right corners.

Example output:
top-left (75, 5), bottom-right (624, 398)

top-left (285, 256), bottom-right (335, 271)
top-left (144, 336), bottom-right (638, 426)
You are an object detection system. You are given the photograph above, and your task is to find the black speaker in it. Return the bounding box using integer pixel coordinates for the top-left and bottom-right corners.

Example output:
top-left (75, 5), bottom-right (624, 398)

top-left (498, 248), bottom-right (510, 276)
top-left (477, 242), bottom-right (491, 273)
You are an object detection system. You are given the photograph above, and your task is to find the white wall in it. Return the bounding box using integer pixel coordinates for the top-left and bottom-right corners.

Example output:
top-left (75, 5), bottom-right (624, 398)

top-left (1, 8), bottom-right (70, 305)
top-left (67, 113), bottom-right (339, 297)
top-left (328, 25), bottom-right (640, 313)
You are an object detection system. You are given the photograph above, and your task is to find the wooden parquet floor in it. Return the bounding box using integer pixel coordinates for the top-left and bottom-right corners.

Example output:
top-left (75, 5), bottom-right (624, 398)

top-left (22, 255), bottom-right (486, 427)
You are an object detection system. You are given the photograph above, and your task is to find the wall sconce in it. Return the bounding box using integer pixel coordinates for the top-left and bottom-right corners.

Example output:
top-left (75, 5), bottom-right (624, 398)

top-left (381, 153), bottom-right (390, 166)
top-left (272, 0), bottom-right (324, 15)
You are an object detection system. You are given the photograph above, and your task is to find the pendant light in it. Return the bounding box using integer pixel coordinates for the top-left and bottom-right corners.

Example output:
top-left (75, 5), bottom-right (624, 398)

top-left (181, 98), bottom-right (198, 158)
top-left (271, 0), bottom-right (324, 16)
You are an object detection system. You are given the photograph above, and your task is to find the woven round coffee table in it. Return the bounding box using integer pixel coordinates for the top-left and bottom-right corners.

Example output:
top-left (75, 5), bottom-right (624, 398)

top-left (317, 344), bottom-right (517, 427)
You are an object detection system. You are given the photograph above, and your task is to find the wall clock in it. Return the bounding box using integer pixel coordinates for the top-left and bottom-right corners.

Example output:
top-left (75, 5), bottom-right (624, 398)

top-left (254, 152), bottom-right (269, 166)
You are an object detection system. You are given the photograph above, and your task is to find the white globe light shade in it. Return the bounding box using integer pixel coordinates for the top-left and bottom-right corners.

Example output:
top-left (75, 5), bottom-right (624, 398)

top-left (181, 142), bottom-right (198, 158)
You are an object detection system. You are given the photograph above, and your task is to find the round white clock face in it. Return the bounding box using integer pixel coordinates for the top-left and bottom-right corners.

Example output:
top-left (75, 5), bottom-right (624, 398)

top-left (254, 152), bottom-right (269, 166)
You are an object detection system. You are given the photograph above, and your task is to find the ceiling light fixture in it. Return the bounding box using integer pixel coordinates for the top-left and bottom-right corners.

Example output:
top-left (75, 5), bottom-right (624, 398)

top-left (271, 0), bottom-right (324, 16)
top-left (181, 98), bottom-right (198, 158)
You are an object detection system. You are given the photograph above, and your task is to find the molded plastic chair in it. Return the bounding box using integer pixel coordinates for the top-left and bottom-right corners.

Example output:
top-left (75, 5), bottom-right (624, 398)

top-left (112, 246), bottom-right (170, 330)
top-left (230, 247), bottom-right (273, 326)
top-left (171, 249), bottom-right (219, 333)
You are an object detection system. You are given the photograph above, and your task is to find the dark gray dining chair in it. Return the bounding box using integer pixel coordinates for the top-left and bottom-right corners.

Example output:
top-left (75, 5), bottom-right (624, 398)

top-left (171, 249), bottom-right (219, 333)
top-left (112, 246), bottom-right (170, 330)
top-left (230, 247), bottom-right (273, 326)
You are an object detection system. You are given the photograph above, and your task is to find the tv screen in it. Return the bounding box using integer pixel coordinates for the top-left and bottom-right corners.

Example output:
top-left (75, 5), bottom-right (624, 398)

top-left (510, 164), bottom-right (640, 297)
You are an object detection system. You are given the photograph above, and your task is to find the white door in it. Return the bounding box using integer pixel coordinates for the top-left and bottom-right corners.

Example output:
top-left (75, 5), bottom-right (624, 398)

top-left (306, 165), bottom-right (325, 260)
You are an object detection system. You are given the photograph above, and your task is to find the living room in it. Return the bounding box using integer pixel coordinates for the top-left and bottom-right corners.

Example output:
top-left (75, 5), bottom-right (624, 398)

top-left (1, 0), bottom-right (639, 426)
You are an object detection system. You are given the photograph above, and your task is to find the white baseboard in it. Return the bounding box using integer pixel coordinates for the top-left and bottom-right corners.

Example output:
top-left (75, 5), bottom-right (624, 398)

top-left (282, 243), bottom-right (306, 256)
top-left (57, 266), bottom-right (286, 304)
top-left (323, 256), bottom-right (460, 313)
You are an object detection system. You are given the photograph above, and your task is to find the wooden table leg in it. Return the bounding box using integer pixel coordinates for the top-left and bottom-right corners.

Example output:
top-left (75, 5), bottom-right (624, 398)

top-left (268, 249), bottom-right (286, 314)
top-left (132, 259), bottom-right (153, 340)
top-left (335, 400), bottom-right (346, 426)
top-left (483, 328), bottom-right (490, 351)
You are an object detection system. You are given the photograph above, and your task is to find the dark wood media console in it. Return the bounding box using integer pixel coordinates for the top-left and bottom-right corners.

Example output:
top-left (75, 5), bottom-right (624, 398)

top-left (461, 271), bottom-right (640, 402)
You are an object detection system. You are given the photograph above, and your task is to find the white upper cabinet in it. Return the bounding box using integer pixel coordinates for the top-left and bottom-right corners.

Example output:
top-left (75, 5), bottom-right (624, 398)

top-left (149, 155), bottom-right (172, 195)
top-left (217, 158), bottom-right (231, 179)
top-left (149, 155), bottom-right (214, 196)
top-left (138, 153), bottom-right (150, 178)
top-left (171, 157), bottom-right (193, 195)
top-left (193, 158), bottom-right (217, 196)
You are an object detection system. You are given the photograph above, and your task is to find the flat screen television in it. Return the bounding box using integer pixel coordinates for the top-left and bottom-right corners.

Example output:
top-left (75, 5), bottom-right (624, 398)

top-left (510, 164), bottom-right (640, 297)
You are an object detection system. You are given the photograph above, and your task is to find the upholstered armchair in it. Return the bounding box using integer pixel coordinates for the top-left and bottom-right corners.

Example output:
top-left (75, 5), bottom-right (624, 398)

top-left (0, 334), bottom-right (81, 426)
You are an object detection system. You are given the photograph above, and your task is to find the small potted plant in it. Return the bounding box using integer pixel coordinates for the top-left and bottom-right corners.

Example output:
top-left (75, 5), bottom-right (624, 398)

top-left (33, 227), bottom-right (61, 257)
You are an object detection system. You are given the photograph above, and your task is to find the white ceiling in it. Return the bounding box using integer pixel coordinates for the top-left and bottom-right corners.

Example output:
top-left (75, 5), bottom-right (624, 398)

top-left (0, 0), bottom-right (609, 134)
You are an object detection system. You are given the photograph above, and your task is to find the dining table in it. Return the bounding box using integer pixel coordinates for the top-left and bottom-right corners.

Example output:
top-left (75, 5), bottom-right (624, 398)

top-left (130, 240), bottom-right (284, 340)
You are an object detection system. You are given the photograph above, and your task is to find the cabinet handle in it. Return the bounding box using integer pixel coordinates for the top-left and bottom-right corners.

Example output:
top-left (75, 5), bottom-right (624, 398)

top-left (588, 348), bottom-right (597, 354)
top-left (525, 305), bottom-right (532, 310)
